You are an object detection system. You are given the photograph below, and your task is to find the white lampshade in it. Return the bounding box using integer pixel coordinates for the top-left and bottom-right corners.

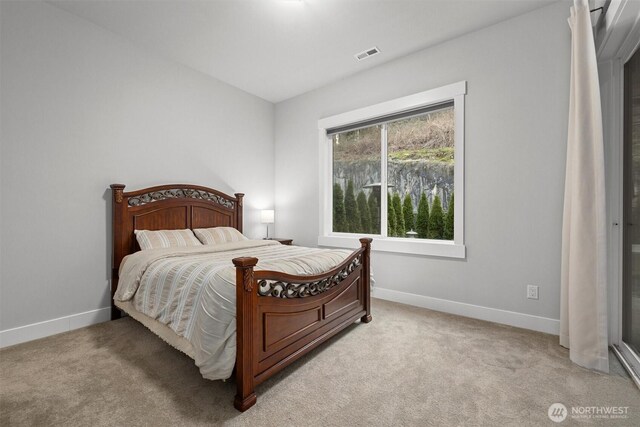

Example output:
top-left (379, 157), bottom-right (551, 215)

top-left (261, 209), bottom-right (275, 224)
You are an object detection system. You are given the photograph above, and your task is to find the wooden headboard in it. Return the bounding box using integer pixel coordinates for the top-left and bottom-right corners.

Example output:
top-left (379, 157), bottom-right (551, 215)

top-left (109, 183), bottom-right (244, 318)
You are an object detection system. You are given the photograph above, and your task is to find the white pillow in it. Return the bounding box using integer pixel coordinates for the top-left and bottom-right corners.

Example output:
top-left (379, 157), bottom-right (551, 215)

top-left (134, 229), bottom-right (202, 250)
top-left (193, 227), bottom-right (248, 245)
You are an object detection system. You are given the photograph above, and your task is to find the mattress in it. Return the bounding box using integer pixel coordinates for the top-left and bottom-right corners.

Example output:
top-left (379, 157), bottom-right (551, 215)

top-left (114, 239), bottom-right (353, 380)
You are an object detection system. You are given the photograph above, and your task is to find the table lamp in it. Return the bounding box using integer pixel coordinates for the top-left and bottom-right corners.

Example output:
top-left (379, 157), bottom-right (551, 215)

top-left (261, 209), bottom-right (275, 239)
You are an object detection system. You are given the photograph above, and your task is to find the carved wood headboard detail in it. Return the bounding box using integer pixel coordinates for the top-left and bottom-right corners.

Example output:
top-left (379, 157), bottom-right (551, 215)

top-left (109, 183), bottom-right (244, 316)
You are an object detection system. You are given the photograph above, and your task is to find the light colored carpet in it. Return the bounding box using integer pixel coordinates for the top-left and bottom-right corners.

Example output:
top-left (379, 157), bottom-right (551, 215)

top-left (1, 298), bottom-right (639, 426)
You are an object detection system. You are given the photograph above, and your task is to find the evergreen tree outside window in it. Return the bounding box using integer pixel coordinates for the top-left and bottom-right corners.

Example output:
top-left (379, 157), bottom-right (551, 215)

top-left (427, 195), bottom-right (444, 240)
top-left (416, 192), bottom-right (430, 238)
top-left (368, 192), bottom-right (380, 234)
top-left (344, 180), bottom-right (361, 233)
top-left (387, 193), bottom-right (397, 237)
top-left (357, 191), bottom-right (371, 234)
top-left (403, 194), bottom-right (415, 233)
top-left (392, 193), bottom-right (405, 237)
top-left (443, 194), bottom-right (455, 240)
top-left (332, 183), bottom-right (347, 232)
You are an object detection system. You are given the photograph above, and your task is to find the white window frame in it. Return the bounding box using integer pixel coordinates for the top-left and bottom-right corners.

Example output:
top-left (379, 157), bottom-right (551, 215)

top-left (317, 81), bottom-right (466, 258)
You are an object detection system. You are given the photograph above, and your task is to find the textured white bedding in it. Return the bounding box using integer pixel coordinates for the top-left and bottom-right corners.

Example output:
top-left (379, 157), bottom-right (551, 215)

top-left (115, 240), bottom-right (352, 380)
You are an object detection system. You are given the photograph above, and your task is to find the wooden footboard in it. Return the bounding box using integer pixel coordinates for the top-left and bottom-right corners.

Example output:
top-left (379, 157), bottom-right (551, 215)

top-left (232, 238), bottom-right (372, 411)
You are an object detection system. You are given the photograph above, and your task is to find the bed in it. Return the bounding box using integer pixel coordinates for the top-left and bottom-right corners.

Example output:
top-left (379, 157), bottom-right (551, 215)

top-left (109, 183), bottom-right (372, 411)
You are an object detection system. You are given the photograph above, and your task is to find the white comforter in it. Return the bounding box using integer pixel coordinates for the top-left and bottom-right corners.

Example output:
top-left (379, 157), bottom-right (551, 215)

top-left (115, 240), bottom-right (353, 380)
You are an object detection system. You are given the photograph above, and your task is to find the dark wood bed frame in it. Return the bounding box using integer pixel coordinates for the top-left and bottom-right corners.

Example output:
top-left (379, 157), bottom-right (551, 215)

top-left (110, 183), bottom-right (372, 411)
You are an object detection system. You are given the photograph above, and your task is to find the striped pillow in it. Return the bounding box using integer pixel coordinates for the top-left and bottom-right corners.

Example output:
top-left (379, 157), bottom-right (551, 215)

top-left (193, 227), bottom-right (248, 245)
top-left (134, 229), bottom-right (202, 250)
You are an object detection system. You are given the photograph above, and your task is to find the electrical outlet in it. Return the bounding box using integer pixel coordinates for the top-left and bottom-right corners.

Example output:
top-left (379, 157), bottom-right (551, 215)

top-left (527, 285), bottom-right (539, 300)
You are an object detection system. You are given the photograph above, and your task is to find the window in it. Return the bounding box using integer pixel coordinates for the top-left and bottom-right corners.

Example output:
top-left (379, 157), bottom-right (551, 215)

top-left (318, 82), bottom-right (466, 258)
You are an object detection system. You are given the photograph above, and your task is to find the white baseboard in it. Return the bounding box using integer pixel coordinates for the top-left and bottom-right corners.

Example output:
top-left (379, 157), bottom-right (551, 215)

top-left (0, 291), bottom-right (559, 348)
top-left (373, 288), bottom-right (560, 335)
top-left (0, 307), bottom-right (111, 348)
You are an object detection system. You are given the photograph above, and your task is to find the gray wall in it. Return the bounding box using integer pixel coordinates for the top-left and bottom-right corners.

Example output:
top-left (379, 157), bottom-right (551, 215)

top-left (0, 1), bottom-right (275, 330)
top-left (274, 2), bottom-right (570, 321)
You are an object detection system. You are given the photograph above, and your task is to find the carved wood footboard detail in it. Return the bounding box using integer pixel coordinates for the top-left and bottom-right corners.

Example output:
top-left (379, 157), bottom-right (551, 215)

top-left (232, 238), bottom-right (372, 412)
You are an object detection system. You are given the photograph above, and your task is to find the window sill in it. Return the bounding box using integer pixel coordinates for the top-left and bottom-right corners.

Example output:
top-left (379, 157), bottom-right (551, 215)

top-left (317, 235), bottom-right (466, 259)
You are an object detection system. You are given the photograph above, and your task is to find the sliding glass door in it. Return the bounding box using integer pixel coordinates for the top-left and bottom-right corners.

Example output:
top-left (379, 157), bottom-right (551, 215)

top-left (621, 46), bottom-right (640, 379)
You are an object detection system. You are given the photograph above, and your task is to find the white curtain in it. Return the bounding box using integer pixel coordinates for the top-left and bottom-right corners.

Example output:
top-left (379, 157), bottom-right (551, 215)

top-left (560, 0), bottom-right (608, 372)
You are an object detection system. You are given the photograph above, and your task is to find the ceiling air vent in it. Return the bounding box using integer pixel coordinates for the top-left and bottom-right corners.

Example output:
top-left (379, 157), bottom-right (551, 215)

top-left (354, 47), bottom-right (380, 61)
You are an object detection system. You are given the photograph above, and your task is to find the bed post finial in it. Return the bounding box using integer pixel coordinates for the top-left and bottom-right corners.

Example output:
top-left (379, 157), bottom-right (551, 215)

top-left (232, 256), bottom-right (258, 411)
top-left (359, 237), bottom-right (372, 247)
top-left (110, 184), bottom-right (125, 204)
top-left (234, 193), bottom-right (244, 233)
top-left (359, 238), bottom-right (373, 324)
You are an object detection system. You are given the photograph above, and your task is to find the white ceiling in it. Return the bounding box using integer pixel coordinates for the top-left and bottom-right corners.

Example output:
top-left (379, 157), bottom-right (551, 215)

top-left (49, 0), bottom-right (558, 103)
